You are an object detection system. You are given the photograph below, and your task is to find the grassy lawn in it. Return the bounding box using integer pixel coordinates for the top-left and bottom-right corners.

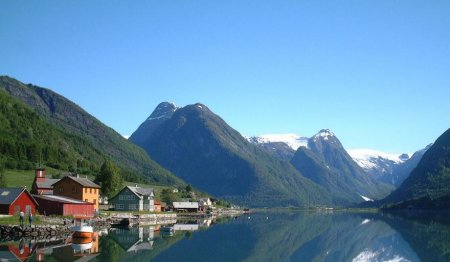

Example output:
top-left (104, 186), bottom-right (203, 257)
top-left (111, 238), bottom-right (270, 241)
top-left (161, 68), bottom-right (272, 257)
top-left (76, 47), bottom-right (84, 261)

top-left (0, 214), bottom-right (42, 225)
top-left (4, 169), bottom-right (34, 189)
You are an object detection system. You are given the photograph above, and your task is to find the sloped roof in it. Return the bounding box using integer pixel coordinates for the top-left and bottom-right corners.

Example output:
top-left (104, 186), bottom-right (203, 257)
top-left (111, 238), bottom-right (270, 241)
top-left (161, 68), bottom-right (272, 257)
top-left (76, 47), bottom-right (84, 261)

top-left (33, 194), bottom-right (94, 205)
top-left (173, 202), bottom-right (199, 209)
top-left (0, 188), bottom-right (38, 205)
top-left (35, 178), bottom-right (60, 189)
top-left (109, 186), bottom-right (154, 201)
top-left (0, 188), bottom-right (24, 205)
top-left (128, 186), bottom-right (154, 197)
top-left (53, 176), bottom-right (100, 188)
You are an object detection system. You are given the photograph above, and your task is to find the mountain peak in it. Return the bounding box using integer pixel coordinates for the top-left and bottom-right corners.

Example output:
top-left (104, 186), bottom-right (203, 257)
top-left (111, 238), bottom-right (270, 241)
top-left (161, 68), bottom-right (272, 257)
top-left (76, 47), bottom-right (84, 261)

top-left (312, 129), bottom-right (336, 141)
top-left (146, 102), bottom-right (178, 121)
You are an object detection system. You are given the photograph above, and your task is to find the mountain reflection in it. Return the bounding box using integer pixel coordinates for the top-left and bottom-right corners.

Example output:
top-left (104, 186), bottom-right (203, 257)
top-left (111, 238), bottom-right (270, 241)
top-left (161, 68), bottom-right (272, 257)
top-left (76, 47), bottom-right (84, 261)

top-left (1, 211), bottom-right (450, 261)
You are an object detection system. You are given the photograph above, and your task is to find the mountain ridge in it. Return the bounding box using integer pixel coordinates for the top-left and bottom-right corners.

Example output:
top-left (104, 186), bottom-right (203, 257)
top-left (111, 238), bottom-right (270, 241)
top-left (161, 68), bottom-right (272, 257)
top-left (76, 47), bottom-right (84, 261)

top-left (131, 102), bottom-right (333, 207)
top-left (0, 76), bottom-right (182, 185)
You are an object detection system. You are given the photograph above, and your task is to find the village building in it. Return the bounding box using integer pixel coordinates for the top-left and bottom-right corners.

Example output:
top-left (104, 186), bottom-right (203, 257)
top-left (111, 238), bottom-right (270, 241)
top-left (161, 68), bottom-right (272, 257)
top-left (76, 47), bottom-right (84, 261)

top-left (198, 197), bottom-right (213, 212)
top-left (33, 194), bottom-right (95, 217)
top-left (0, 188), bottom-right (38, 215)
top-left (154, 200), bottom-right (162, 212)
top-left (173, 202), bottom-right (199, 213)
top-left (52, 175), bottom-right (100, 211)
top-left (31, 168), bottom-right (60, 195)
top-left (110, 185), bottom-right (155, 211)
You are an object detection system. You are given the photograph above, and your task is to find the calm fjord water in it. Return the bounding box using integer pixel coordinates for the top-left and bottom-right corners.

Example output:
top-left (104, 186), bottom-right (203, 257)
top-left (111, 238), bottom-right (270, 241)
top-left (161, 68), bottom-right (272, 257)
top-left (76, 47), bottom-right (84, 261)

top-left (1, 211), bottom-right (449, 261)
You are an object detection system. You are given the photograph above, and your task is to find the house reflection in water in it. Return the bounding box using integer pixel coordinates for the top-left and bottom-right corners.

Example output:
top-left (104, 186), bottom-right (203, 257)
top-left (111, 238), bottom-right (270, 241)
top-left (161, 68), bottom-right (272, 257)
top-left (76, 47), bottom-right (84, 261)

top-left (0, 238), bottom-right (35, 262)
top-left (0, 234), bottom-right (99, 262)
top-left (108, 226), bottom-right (156, 253)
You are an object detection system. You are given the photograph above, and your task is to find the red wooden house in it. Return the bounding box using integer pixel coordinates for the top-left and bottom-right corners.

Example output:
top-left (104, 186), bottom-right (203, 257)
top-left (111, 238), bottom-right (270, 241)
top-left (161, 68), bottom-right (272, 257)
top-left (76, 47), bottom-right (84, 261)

top-left (0, 188), bottom-right (38, 215)
top-left (33, 194), bottom-right (95, 217)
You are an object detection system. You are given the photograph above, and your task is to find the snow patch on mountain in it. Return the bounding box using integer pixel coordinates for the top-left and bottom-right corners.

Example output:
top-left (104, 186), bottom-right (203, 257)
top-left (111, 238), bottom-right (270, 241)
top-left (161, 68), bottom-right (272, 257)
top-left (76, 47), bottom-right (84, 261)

top-left (348, 149), bottom-right (409, 170)
top-left (360, 195), bottom-right (373, 202)
top-left (353, 249), bottom-right (409, 262)
top-left (146, 102), bottom-right (178, 121)
top-left (248, 133), bottom-right (309, 150)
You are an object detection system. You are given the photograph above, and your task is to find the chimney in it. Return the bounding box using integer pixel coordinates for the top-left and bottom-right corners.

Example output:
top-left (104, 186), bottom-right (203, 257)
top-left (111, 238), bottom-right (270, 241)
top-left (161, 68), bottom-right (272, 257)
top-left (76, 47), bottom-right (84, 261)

top-left (77, 174), bottom-right (79, 178)
top-left (35, 168), bottom-right (46, 182)
top-left (135, 184), bottom-right (138, 188)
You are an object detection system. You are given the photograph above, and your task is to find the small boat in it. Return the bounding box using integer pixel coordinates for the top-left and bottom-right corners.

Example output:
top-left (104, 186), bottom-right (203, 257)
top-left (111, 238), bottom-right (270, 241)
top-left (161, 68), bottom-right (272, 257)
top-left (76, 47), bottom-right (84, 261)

top-left (71, 216), bottom-right (94, 238)
top-left (159, 225), bottom-right (174, 232)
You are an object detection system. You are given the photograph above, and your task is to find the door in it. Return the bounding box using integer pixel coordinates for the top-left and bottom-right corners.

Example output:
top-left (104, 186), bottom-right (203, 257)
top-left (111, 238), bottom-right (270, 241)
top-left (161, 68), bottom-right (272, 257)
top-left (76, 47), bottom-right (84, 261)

top-left (14, 205), bottom-right (20, 215)
top-left (25, 205), bottom-right (32, 214)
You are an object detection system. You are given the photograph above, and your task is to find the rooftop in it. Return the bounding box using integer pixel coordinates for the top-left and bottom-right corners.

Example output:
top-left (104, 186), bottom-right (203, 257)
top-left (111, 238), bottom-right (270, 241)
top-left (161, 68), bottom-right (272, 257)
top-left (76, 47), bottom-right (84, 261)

top-left (36, 178), bottom-right (60, 189)
top-left (33, 194), bottom-right (94, 204)
top-left (173, 202), bottom-right (199, 209)
top-left (0, 187), bottom-right (26, 205)
top-left (127, 186), bottom-right (154, 197)
top-left (54, 176), bottom-right (100, 188)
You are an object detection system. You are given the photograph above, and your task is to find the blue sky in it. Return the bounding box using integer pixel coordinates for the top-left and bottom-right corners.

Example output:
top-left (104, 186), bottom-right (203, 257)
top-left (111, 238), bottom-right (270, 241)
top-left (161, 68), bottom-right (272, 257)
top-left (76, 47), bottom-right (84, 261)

top-left (1, 1), bottom-right (449, 153)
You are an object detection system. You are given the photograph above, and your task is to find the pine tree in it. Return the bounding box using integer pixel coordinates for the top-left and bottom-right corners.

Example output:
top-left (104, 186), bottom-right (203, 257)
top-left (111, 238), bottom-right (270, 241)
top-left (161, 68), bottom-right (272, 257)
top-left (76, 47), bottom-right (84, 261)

top-left (97, 160), bottom-right (123, 198)
top-left (0, 164), bottom-right (6, 187)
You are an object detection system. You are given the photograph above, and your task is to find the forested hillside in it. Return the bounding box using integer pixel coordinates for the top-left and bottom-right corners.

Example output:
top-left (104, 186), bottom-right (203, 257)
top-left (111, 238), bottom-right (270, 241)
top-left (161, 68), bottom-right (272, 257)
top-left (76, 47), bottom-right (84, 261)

top-left (0, 76), bottom-right (182, 186)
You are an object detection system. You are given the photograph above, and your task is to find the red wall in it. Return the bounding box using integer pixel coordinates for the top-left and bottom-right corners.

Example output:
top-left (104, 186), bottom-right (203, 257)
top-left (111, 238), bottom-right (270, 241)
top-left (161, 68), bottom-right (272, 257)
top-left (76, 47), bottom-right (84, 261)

top-left (8, 192), bottom-right (37, 215)
top-left (63, 203), bottom-right (94, 217)
top-left (35, 198), bottom-right (63, 216)
top-left (35, 197), bottom-right (94, 217)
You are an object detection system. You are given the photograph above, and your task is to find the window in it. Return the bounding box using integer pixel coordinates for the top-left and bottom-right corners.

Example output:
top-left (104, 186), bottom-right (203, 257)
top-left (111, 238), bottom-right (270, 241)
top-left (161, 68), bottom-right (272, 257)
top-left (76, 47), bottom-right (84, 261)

top-left (85, 188), bottom-right (87, 193)
top-left (129, 204), bottom-right (137, 210)
top-left (85, 199), bottom-right (88, 202)
top-left (59, 188), bottom-right (63, 193)
top-left (90, 188), bottom-right (92, 193)
top-left (72, 187), bottom-right (77, 193)
top-left (1, 191), bottom-right (9, 196)
top-left (93, 199), bottom-right (96, 205)
top-left (119, 195), bottom-right (123, 201)
top-left (116, 204), bottom-right (124, 210)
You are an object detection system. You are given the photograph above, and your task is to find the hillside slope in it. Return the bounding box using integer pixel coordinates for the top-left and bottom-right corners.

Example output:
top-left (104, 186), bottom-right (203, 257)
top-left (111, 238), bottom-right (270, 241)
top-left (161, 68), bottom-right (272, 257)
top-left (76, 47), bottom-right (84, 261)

top-left (380, 128), bottom-right (450, 208)
top-left (0, 76), bottom-right (181, 185)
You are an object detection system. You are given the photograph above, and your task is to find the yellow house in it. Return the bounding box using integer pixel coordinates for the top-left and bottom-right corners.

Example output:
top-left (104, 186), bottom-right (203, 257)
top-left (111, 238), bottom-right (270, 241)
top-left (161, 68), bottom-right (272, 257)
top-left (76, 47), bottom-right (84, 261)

top-left (52, 175), bottom-right (101, 211)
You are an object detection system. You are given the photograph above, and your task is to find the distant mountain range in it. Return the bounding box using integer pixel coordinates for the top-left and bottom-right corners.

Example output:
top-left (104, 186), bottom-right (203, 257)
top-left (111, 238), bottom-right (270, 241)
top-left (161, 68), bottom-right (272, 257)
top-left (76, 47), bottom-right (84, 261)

top-left (348, 146), bottom-right (431, 187)
top-left (0, 76), bottom-right (182, 186)
top-left (130, 103), bottom-right (332, 207)
top-left (249, 133), bottom-right (430, 188)
top-left (289, 130), bottom-right (394, 205)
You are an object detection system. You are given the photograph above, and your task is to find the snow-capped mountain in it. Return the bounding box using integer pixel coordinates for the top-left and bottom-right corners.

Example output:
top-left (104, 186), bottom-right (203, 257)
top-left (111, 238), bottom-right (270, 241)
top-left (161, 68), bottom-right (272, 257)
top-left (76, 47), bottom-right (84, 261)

top-left (248, 133), bottom-right (309, 161)
top-left (248, 133), bottom-right (309, 150)
top-left (348, 149), bottom-right (409, 171)
top-left (348, 146), bottom-right (431, 187)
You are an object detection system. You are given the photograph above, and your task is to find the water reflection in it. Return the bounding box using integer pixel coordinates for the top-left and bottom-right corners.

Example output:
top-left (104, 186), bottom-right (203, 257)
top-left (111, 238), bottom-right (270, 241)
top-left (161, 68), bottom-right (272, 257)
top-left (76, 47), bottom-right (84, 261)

top-left (1, 212), bottom-right (450, 261)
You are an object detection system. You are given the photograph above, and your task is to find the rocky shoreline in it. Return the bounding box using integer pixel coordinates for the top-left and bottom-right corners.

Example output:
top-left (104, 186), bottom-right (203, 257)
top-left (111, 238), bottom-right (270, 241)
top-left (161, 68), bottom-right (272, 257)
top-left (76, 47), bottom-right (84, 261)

top-left (0, 225), bottom-right (71, 241)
